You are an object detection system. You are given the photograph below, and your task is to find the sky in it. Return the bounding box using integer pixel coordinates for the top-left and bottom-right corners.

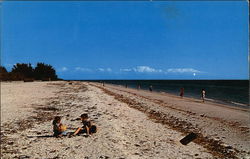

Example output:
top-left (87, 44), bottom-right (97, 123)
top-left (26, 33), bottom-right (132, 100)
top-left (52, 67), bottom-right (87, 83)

top-left (1, 1), bottom-right (249, 80)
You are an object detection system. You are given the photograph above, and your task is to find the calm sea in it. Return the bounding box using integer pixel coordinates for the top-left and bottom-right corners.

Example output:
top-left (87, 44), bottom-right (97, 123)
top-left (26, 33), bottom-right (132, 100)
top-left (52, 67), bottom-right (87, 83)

top-left (89, 80), bottom-right (249, 108)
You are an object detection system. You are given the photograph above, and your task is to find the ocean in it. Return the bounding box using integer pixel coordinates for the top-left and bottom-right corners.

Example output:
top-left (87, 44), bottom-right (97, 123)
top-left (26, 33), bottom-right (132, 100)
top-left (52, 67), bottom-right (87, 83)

top-left (90, 80), bottom-right (249, 108)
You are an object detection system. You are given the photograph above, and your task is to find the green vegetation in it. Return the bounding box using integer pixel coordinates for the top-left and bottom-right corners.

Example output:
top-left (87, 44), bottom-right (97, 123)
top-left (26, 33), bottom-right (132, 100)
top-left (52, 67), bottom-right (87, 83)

top-left (0, 63), bottom-right (59, 81)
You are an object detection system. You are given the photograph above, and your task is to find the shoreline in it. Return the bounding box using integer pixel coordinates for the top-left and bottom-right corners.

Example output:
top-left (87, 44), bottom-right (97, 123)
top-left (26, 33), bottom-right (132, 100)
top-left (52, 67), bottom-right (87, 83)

top-left (80, 79), bottom-right (249, 108)
top-left (4, 79), bottom-right (248, 108)
top-left (102, 82), bottom-right (249, 112)
top-left (97, 82), bottom-right (250, 126)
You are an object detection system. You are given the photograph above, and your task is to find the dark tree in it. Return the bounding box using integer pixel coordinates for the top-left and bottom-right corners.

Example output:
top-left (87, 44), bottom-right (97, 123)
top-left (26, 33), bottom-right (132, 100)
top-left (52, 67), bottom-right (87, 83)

top-left (0, 66), bottom-right (9, 81)
top-left (11, 63), bottom-right (34, 80)
top-left (34, 63), bottom-right (58, 80)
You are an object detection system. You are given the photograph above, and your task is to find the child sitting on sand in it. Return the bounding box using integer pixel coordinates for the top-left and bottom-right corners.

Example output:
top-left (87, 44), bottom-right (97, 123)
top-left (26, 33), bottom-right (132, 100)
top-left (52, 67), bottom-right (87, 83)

top-left (52, 116), bottom-right (67, 137)
top-left (73, 113), bottom-right (97, 136)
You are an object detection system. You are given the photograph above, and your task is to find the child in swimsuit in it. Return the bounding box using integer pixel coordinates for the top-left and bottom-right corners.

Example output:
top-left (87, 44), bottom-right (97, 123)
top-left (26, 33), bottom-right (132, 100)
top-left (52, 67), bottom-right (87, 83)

top-left (73, 114), bottom-right (97, 136)
top-left (52, 116), bottom-right (67, 137)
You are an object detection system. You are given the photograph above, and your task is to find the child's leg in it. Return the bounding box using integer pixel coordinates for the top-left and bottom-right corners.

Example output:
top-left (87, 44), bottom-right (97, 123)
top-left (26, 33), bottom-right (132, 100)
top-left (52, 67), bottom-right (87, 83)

top-left (53, 130), bottom-right (61, 137)
top-left (73, 127), bottom-right (82, 136)
top-left (61, 131), bottom-right (68, 136)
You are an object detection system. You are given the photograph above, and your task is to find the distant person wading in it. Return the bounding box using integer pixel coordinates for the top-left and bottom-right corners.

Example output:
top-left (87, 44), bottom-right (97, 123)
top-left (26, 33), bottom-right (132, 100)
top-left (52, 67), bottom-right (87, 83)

top-left (149, 85), bottom-right (153, 92)
top-left (201, 89), bottom-right (206, 102)
top-left (137, 84), bottom-right (141, 90)
top-left (180, 88), bottom-right (184, 98)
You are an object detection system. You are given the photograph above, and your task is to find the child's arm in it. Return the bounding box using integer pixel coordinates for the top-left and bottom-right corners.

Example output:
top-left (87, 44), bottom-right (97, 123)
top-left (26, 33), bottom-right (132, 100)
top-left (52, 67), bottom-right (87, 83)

top-left (86, 126), bottom-right (90, 135)
top-left (86, 121), bottom-right (93, 135)
top-left (58, 124), bottom-right (63, 132)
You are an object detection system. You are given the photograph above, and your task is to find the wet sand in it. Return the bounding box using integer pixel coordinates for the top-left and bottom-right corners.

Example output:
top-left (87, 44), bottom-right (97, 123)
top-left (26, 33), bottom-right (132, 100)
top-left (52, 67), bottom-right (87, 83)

top-left (1, 81), bottom-right (249, 159)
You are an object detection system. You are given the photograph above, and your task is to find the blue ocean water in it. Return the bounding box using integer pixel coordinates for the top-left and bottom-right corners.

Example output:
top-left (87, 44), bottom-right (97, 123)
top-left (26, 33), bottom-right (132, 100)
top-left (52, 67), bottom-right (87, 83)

top-left (93, 80), bottom-right (249, 108)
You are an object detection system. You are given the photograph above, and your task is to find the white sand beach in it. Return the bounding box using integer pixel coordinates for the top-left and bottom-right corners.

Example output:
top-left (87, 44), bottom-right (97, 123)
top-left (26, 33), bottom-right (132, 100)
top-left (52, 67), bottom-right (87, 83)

top-left (1, 81), bottom-right (249, 159)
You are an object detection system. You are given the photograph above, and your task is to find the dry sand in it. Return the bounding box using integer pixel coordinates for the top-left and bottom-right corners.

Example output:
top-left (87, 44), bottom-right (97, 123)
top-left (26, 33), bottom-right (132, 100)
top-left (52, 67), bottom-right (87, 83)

top-left (1, 81), bottom-right (249, 159)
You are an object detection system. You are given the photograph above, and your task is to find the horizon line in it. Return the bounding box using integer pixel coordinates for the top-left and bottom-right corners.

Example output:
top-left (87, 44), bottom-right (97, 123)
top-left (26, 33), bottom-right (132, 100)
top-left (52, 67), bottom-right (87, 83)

top-left (63, 79), bottom-right (249, 81)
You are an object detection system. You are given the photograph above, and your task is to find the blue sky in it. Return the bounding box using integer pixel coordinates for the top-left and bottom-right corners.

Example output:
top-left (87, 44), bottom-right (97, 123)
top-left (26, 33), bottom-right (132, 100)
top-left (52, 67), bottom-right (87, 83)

top-left (1, 1), bottom-right (249, 80)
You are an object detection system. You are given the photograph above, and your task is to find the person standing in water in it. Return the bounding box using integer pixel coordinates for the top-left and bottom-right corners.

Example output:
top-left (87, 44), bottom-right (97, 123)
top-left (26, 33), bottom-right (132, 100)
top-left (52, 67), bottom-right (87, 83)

top-left (201, 89), bottom-right (206, 102)
top-left (137, 84), bottom-right (141, 90)
top-left (180, 88), bottom-right (184, 98)
top-left (149, 85), bottom-right (153, 92)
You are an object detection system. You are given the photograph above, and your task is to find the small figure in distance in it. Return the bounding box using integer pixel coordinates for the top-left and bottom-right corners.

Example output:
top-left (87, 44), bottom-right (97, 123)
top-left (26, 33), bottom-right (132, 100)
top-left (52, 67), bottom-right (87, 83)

top-left (137, 84), bottom-right (141, 90)
top-left (102, 82), bottom-right (105, 87)
top-left (149, 85), bottom-right (153, 92)
top-left (201, 89), bottom-right (206, 103)
top-left (52, 116), bottom-right (67, 137)
top-left (73, 113), bottom-right (97, 137)
top-left (125, 84), bottom-right (128, 88)
top-left (180, 87), bottom-right (184, 98)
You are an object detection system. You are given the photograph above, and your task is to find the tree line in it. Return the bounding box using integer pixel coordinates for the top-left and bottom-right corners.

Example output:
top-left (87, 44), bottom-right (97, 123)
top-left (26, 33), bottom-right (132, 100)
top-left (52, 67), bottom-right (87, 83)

top-left (0, 63), bottom-right (59, 81)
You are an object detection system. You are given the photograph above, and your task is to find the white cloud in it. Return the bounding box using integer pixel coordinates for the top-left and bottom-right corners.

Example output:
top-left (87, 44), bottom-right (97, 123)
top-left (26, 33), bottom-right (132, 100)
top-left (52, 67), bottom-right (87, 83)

top-left (120, 66), bottom-right (203, 74)
top-left (98, 68), bottom-right (112, 72)
top-left (75, 67), bottom-right (92, 72)
top-left (58, 67), bottom-right (68, 72)
top-left (135, 66), bottom-right (162, 73)
top-left (120, 68), bottom-right (132, 72)
top-left (61, 67), bottom-right (68, 71)
top-left (74, 67), bottom-right (112, 72)
top-left (106, 68), bottom-right (112, 72)
top-left (98, 68), bottom-right (105, 72)
top-left (166, 68), bottom-right (201, 73)
top-left (121, 66), bottom-right (162, 73)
